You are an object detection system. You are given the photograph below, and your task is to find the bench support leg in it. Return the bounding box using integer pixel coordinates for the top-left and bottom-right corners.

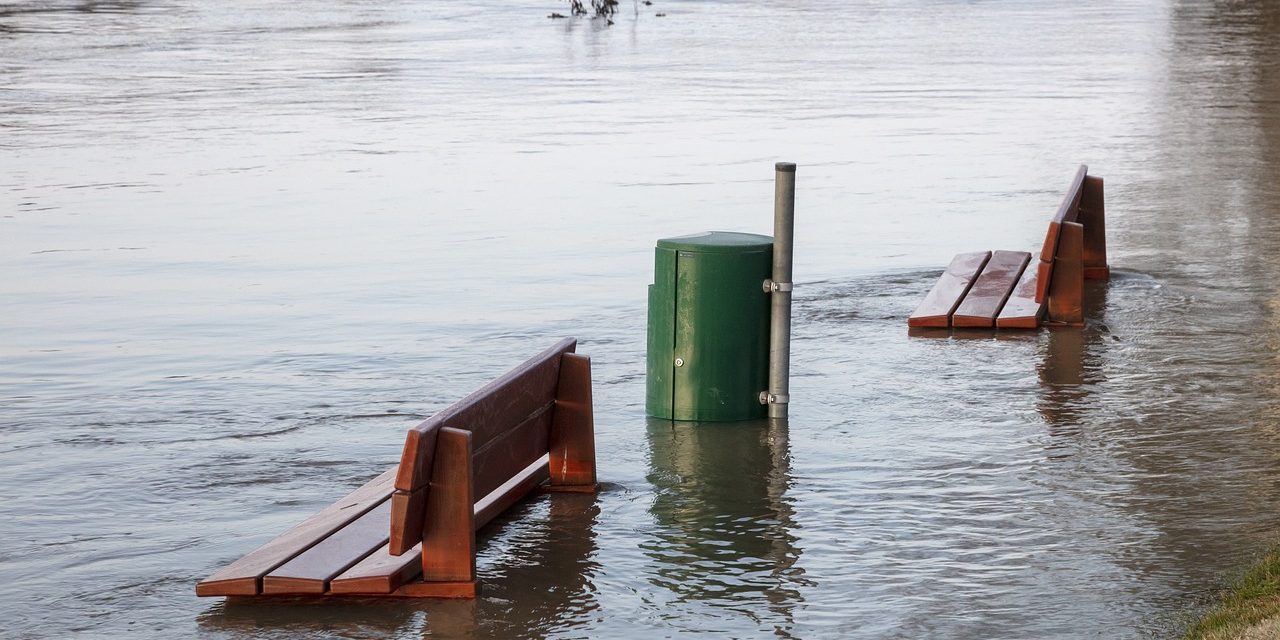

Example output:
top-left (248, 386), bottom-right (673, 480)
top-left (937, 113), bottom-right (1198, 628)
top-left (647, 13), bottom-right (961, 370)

top-left (420, 427), bottom-right (476, 586)
top-left (548, 353), bottom-right (597, 492)
top-left (1047, 221), bottom-right (1085, 326)
top-left (1079, 175), bottom-right (1109, 280)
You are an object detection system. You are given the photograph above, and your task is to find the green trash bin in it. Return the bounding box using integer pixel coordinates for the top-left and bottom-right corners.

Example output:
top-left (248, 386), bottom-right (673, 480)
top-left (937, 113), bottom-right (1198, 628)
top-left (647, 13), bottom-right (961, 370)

top-left (646, 231), bottom-right (773, 422)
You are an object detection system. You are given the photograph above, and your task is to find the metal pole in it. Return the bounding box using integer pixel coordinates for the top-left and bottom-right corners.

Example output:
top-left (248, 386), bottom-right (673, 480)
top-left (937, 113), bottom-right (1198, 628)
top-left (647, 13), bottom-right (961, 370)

top-left (768, 162), bottom-right (795, 420)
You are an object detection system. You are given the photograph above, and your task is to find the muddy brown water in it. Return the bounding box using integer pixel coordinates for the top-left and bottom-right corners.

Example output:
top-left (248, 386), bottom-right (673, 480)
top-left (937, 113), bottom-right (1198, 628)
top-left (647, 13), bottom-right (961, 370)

top-left (4, 1), bottom-right (1280, 637)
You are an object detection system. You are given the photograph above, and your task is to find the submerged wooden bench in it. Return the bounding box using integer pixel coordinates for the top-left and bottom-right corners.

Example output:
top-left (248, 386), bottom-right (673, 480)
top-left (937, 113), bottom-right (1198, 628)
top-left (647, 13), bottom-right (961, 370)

top-left (196, 338), bottom-right (597, 599)
top-left (908, 165), bottom-right (1109, 329)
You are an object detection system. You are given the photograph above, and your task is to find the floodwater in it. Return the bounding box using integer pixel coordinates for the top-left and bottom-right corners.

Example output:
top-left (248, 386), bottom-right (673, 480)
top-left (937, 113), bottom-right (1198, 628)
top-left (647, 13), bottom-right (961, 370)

top-left (3, 0), bottom-right (1280, 637)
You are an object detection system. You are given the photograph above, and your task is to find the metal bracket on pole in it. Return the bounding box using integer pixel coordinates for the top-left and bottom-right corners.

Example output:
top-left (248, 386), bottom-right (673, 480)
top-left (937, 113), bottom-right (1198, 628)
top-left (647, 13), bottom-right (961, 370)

top-left (762, 279), bottom-right (794, 293)
top-left (759, 391), bottom-right (790, 405)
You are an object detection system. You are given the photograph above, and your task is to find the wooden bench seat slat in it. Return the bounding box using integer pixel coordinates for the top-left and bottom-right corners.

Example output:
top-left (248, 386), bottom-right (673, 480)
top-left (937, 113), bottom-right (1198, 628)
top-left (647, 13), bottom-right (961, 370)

top-left (995, 253), bottom-right (1045, 329)
top-left (952, 251), bottom-right (1031, 328)
top-left (396, 338), bottom-right (575, 492)
top-left (194, 467), bottom-right (398, 597)
top-left (907, 251), bottom-right (991, 328)
top-left (329, 542), bottom-right (423, 595)
top-left (261, 499), bottom-right (394, 594)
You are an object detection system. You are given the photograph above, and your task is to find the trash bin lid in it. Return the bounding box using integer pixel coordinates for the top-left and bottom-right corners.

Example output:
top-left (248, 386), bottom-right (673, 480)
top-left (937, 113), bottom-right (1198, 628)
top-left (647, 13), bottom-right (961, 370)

top-left (655, 231), bottom-right (773, 254)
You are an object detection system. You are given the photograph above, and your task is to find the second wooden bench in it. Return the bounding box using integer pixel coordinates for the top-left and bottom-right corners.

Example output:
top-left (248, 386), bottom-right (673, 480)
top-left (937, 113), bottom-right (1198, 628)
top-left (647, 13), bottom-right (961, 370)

top-left (908, 165), bottom-right (1109, 329)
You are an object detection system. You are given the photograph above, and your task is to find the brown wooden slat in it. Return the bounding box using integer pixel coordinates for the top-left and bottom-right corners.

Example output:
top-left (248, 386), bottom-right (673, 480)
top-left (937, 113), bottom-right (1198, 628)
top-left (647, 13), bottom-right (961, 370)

top-left (996, 254), bottom-right (1045, 329)
top-left (261, 499), bottom-right (394, 595)
top-left (548, 353), bottom-right (597, 489)
top-left (421, 427), bottom-right (476, 583)
top-left (195, 467), bottom-right (397, 597)
top-left (389, 487), bottom-right (428, 556)
top-left (396, 338), bottom-right (575, 492)
top-left (907, 251), bottom-right (991, 327)
top-left (1034, 249), bottom-right (1054, 305)
top-left (329, 542), bottom-right (423, 595)
top-left (394, 422), bottom-right (440, 495)
top-left (472, 402), bottom-right (552, 500)
top-left (475, 454), bottom-right (551, 529)
top-left (952, 251), bottom-right (1031, 328)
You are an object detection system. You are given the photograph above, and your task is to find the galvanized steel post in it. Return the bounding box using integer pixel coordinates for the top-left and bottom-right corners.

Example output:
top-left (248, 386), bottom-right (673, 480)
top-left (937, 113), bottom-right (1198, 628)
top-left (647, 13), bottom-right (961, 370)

top-left (766, 162), bottom-right (795, 420)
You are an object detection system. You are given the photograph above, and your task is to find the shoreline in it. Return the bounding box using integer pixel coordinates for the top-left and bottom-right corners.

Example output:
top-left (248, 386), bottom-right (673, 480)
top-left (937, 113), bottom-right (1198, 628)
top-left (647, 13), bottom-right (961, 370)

top-left (1186, 548), bottom-right (1280, 639)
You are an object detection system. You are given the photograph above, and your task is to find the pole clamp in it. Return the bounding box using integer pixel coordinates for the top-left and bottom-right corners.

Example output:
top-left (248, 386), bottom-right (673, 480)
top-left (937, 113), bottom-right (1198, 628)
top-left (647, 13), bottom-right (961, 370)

top-left (762, 279), bottom-right (794, 293)
top-left (758, 391), bottom-right (790, 405)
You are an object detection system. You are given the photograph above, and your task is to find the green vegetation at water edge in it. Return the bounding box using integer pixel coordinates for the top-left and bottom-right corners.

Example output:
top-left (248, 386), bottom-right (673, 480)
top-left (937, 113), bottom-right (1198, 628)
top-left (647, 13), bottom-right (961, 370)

top-left (1186, 547), bottom-right (1280, 639)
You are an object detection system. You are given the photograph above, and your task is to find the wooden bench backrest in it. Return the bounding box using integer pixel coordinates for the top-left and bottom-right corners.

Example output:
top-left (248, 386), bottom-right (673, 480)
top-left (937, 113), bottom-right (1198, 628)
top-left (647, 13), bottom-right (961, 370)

top-left (388, 338), bottom-right (577, 553)
top-left (1035, 165), bottom-right (1089, 302)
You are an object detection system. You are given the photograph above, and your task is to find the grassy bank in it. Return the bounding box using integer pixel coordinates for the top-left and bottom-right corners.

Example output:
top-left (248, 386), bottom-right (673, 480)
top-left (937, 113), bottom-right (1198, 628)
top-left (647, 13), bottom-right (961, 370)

top-left (1186, 547), bottom-right (1280, 639)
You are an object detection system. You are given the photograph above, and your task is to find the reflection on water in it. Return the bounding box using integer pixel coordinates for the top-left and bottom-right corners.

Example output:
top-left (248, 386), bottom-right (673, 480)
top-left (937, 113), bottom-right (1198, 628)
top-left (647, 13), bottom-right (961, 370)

top-left (6, 0), bottom-right (1280, 637)
top-left (644, 419), bottom-right (805, 634)
top-left (1037, 281), bottom-right (1110, 432)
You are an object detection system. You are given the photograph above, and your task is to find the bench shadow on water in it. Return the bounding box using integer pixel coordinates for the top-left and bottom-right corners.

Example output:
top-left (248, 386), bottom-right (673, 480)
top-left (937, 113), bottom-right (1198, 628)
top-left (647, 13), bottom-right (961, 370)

top-left (194, 491), bottom-right (602, 638)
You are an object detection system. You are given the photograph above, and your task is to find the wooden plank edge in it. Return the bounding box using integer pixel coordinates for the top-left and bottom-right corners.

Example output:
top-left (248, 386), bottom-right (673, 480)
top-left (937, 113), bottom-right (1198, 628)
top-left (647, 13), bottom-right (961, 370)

top-left (222, 579), bottom-right (478, 600)
top-left (994, 312), bottom-right (1042, 330)
top-left (950, 314), bottom-right (995, 328)
top-left (195, 577), bottom-right (258, 597)
top-left (260, 576), bottom-right (328, 595)
top-left (906, 314), bottom-right (949, 328)
top-left (329, 543), bottom-right (423, 595)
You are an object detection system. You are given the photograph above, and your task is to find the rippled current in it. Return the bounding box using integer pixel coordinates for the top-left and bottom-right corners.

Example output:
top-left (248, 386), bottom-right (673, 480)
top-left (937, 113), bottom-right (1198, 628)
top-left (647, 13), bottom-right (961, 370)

top-left (4, 1), bottom-right (1280, 637)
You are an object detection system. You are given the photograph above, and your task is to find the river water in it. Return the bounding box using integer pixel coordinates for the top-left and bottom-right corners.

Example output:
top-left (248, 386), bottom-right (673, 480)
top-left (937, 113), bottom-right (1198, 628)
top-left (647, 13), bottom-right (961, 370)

top-left (4, 1), bottom-right (1280, 637)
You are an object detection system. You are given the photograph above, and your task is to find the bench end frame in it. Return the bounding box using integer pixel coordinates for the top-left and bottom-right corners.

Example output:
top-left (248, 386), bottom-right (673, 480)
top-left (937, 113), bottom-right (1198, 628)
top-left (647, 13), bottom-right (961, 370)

top-left (1046, 221), bottom-right (1085, 326)
top-left (1079, 174), bottom-right (1109, 280)
top-left (420, 427), bottom-right (477, 584)
top-left (547, 353), bottom-right (598, 492)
